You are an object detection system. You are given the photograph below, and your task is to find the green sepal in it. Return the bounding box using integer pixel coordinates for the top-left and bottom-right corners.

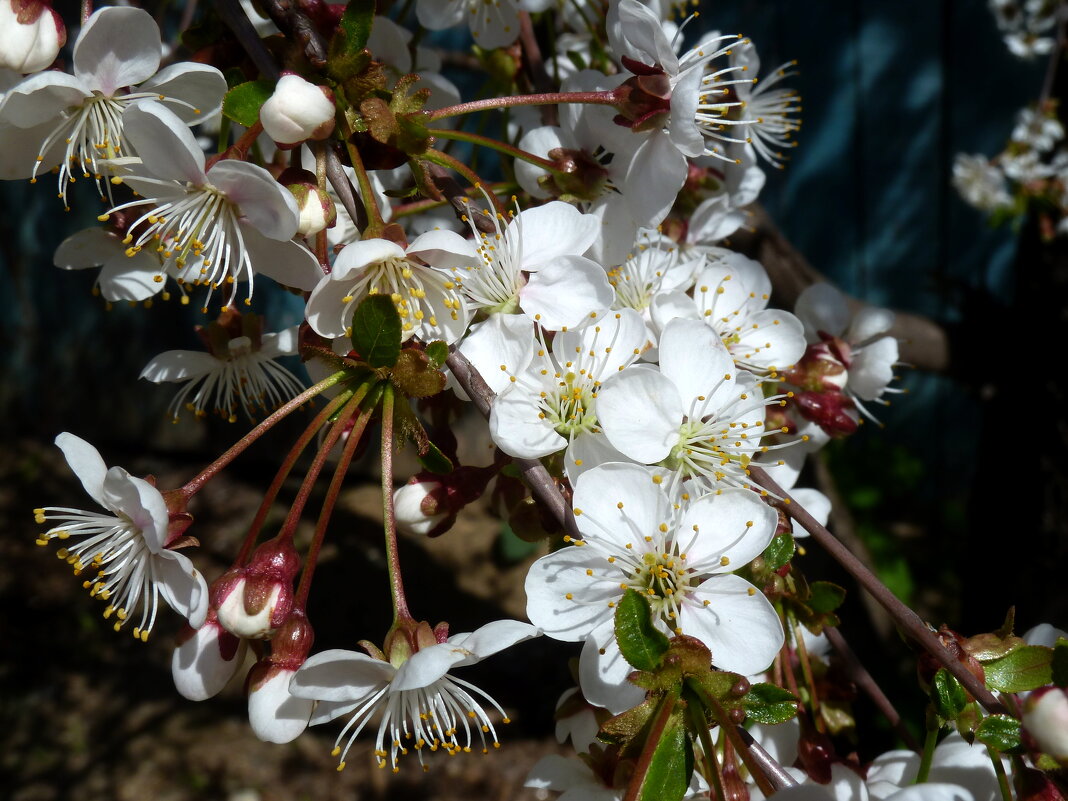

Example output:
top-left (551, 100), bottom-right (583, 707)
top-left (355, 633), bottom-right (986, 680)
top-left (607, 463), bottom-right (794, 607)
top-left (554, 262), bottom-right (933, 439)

top-left (1052, 638), bottom-right (1068, 687)
top-left (417, 441), bottom-right (453, 475)
top-left (763, 530), bottom-right (795, 571)
top-left (807, 581), bottom-right (847, 614)
top-left (638, 712), bottom-right (693, 801)
top-left (974, 714), bottom-right (1024, 754)
top-left (932, 668), bottom-right (969, 721)
top-left (983, 645), bottom-right (1053, 693)
top-left (335, 0), bottom-right (375, 56)
top-left (615, 589), bottom-right (670, 672)
top-left (743, 683), bottom-right (800, 725)
top-left (965, 608), bottom-right (1024, 661)
top-left (222, 80), bottom-right (274, 127)
top-left (598, 697), bottom-right (658, 746)
top-left (350, 295), bottom-right (402, 368)
top-left (425, 340), bottom-right (449, 369)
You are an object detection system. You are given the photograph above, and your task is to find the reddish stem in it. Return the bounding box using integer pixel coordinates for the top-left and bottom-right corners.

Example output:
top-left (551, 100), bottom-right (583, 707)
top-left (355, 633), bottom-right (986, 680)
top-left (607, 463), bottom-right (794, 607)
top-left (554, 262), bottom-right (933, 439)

top-left (427, 89), bottom-right (620, 122)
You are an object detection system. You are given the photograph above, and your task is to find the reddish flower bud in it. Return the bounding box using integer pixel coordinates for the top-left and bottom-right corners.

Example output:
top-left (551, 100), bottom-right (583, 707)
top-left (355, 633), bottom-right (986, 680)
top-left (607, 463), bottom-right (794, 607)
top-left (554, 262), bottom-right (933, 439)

top-left (791, 391), bottom-right (859, 437)
top-left (247, 610), bottom-right (315, 744)
top-left (216, 536), bottom-right (301, 639)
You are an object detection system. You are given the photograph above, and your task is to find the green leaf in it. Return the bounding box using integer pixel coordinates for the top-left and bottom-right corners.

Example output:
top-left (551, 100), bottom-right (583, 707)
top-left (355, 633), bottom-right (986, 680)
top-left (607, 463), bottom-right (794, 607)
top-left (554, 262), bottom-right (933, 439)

top-left (743, 683), bottom-right (799, 725)
top-left (351, 295), bottom-right (402, 368)
top-left (763, 531), bottom-right (794, 570)
top-left (417, 441), bottom-right (453, 475)
top-left (974, 714), bottom-right (1023, 754)
top-left (638, 715), bottom-right (693, 801)
top-left (932, 668), bottom-right (969, 721)
top-left (615, 590), bottom-right (669, 672)
top-left (1052, 638), bottom-right (1068, 688)
top-left (337, 0), bottom-right (375, 54)
top-left (222, 80), bottom-right (274, 127)
top-left (808, 581), bottom-right (847, 614)
top-left (425, 340), bottom-right (449, 369)
top-left (984, 645), bottom-right (1053, 693)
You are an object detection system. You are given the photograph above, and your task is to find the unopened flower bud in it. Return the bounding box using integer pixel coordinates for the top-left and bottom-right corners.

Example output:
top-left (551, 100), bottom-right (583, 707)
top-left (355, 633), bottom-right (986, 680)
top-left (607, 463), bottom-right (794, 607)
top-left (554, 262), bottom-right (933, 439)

top-left (216, 536), bottom-right (301, 639)
top-left (537, 147), bottom-right (611, 202)
top-left (278, 167), bottom-right (336, 236)
top-left (260, 74), bottom-right (335, 146)
top-left (247, 610), bottom-right (315, 744)
top-left (784, 337), bottom-right (851, 393)
top-left (394, 477), bottom-right (452, 537)
top-left (0, 0), bottom-right (65, 74)
top-left (612, 62), bottom-right (672, 133)
top-left (1024, 687), bottom-right (1068, 765)
top-left (171, 612), bottom-right (247, 701)
top-left (791, 391), bottom-right (859, 438)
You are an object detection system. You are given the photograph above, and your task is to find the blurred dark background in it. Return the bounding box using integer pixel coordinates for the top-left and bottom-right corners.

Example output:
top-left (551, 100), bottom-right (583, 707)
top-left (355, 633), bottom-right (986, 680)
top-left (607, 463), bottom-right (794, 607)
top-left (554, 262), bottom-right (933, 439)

top-left (2, 1), bottom-right (1066, 799)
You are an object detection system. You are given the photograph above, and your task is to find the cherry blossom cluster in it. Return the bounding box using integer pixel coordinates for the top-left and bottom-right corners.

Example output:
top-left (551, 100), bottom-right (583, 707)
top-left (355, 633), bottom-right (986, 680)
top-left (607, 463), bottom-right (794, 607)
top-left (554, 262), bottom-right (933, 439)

top-left (8, 1), bottom-right (1068, 799)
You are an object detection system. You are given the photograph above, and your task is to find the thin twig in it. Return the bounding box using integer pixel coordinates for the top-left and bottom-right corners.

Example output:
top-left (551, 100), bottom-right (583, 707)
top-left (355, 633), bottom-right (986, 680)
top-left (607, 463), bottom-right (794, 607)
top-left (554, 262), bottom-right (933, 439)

top-left (749, 465), bottom-right (1009, 717)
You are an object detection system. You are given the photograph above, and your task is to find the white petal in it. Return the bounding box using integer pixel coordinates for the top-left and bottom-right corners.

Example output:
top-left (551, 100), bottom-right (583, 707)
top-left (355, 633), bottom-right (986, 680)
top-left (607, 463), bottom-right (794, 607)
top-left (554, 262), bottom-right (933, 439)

top-left (210, 160), bottom-right (298, 239)
top-left (788, 489), bottom-right (830, 539)
top-left (99, 468), bottom-right (169, 547)
top-left (74, 7), bottom-right (162, 95)
top-left (847, 306), bottom-right (896, 344)
top-left (849, 337), bottom-right (898, 401)
top-left (515, 126), bottom-right (565, 198)
top-left (392, 642), bottom-right (468, 691)
top-left (154, 549), bottom-right (210, 629)
top-left (54, 432), bottom-right (108, 507)
top-left (489, 386), bottom-right (567, 458)
top-left (455, 314), bottom-right (535, 396)
top-left (172, 621), bottom-right (247, 701)
top-left (625, 132), bottom-right (687, 226)
top-left (140, 350), bottom-right (218, 382)
top-left (0, 70), bottom-right (89, 128)
top-left (525, 547), bottom-right (618, 641)
top-left (573, 462), bottom-right (673, 548)
top-left (680, 489), bottom-right (777, 569)
top-left (597, 366), bottom-right (682, 464)
top-left (249, 669), bottom-right (313, 743)
top-left (525, 754), bottom-right (598, 792)
top-left (96, 250), bottom-right (166, 302)
top-left (239, 224), bottom-right (322, 290)
top-left (564, 432), bottom-right (632, 486)
top-left (139, 62), bottom-right (227, 122)
top-left (731, 309), bottom-right (807, 372)
top-left (520, 255), bottom-right (614, 330)
top-left (123, 102), bottom-right (206, 184)
top-left (290, 649), bottom-right (396, 701)
top-left (516, 202), bottom-right (601, 270)
top-left (406, 228), bottom-right (480, 270)
top-left (681, 574), bottom-right (783, 675)
top-left (448, 620), bottom-right (540, 665)
top-left (579, 623), bottom-right (645, 714)
top-left (658, 318), bottom-right (735, 407)
top-left (794, 283), bottom-right (849, 341)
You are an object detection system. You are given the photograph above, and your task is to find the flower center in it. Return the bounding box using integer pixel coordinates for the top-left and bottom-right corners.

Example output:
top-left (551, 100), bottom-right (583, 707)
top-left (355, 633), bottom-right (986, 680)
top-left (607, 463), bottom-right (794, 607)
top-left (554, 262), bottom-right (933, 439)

top-left (626, 549), bottom-right (697, 629)
top-left (540, 370), bottom-right (599, 438)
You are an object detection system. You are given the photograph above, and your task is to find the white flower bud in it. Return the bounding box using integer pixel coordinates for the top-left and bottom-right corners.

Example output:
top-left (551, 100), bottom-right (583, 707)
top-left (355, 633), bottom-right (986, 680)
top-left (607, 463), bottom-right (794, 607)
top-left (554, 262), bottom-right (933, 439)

top-left (216, 576), bottom-right (285, 639)
top-left (248, 666), bottom-right (313, 744)
top-left (1024, 688), bottom-right (1068, 764)
top-left (0, 0), bottom-right (65, 74)
top-left (260, 74), bottom-right (335, 145)
top-left (171, 618), bottom-right (248, 701)
top-left (394, 479), bottom-right (449, 536)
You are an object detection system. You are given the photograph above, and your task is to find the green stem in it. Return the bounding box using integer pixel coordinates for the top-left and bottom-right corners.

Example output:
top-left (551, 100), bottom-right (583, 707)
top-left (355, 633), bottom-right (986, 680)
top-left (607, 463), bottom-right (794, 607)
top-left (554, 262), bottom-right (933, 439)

top-left (687, 698), bottom-right (724, 800)
top-left (340, 119), bottom-right (386, 235)
top-left (689, 680), bottom-right (778, 797)
top-left (623, 686), bottom-right (681, 801)
top-left (294, 399), bottom-right (378, 607)
top-left (428, 127), bottom-right (563, 174)
top-left (789, 613), bottom-right (821, 724)
top-left (915, 727), bottom-right (938, 784)
top-left (380, 384), bottom-right (411, 622)
top-left (988, 746), bottom-right (1013, 801)
top-left (234, 384), bottom-right (358, 564)
top-left (180, 370), bottom-right (348, 499)
top-left (427, 89), bottom-right (620, 122)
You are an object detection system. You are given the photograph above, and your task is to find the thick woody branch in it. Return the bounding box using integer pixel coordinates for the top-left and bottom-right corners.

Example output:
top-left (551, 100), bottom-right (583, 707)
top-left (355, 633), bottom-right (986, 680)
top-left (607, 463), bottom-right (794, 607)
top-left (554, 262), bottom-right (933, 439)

top-left (731, 205), bottom-right (950, 372)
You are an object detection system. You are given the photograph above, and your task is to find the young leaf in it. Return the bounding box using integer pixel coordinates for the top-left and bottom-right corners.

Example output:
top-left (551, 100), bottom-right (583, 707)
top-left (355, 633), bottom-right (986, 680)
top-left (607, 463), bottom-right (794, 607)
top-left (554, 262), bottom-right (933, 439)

top-left (222, 80), bottom-right (274, 127)
top-left (351, 295), bottom-right (402, 368)
top-left (808, 581), bottom-right (847, 614)
top-left (763, 531), bottom-right (795, 570)
top-left (418, 441), bottom-right (453, 475)
top-left (932, 668), bottom-right (969, 721)
top-left (743, 683), bottom-right (799, 725)
top-left (425, 340), bottom-right (449, 369)
top-left (337, 0), bottom-right (375, 54)
top-left (615, 589), bottom-right (669, 672)
top-left (638, 715), bottom-right (693, 801)
top-left (984, 645), bottom-right (1053, 693)
top-left (974, 714), bottom-right (1023, 754)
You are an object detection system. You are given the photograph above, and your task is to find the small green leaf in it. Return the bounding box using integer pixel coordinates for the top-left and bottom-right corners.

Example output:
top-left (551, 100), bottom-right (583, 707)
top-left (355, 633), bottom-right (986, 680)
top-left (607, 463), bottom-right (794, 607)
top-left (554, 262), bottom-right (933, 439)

top-left (615, 589), bottom-right (669, 672)
top-left (932, 668), bottom-right (969, 721)
top-left (984, 645), bottom-right (1053, 693)
top-left (743, 683), bottom-right (799, 725)
top-left (638, 714), bottom-right (693, 801)
top-left (763, 531), bottom-right (794, 570)
top-left (351, 295), bottom-right (402, 368)
top-left (598, 698), bottom-right (658, 746)
top-left (808, 581), bottom-right (847, 614)
top-left (974, 714), bottom-right (1023, 754)
top-left (417, 441), bottom-right (453, 475)
top-left (425, 340), bottom-right (449, 369)
top-left (222, 80), bottom-right (274, 127)
top-left (1052, 638), bottom-right (1068, 688)
top-left (337, 0), bottom-right (375, 54)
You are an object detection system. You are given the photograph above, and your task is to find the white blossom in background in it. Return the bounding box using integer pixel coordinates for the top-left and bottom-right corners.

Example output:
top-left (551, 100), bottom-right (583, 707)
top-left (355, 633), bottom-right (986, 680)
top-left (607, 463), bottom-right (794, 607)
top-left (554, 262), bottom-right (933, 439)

top-left (952, 154), bottom-right (1012, 212)
top-left (34, 433), bottom-right (208, 641)
top-left (54, 226), bottom-right (174, 303)
top-left (106, 103), bottom-right (322, 310)
top-left (140, 321), bottom-right (304, 424)
top-left (0, 6), bottom-right (225, 205)
top-left (1011, 106), bottom-right (1064, 152)
top-left (525, 462), bottom-right (782, 711)
top-left (290, 620), bottom-right (538, 771)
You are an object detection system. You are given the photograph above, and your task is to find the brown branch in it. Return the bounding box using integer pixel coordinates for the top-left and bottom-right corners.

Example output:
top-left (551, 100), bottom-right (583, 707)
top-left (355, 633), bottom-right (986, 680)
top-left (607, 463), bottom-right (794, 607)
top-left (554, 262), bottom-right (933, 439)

top-left (730, 205), bottom-right (950, 372)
